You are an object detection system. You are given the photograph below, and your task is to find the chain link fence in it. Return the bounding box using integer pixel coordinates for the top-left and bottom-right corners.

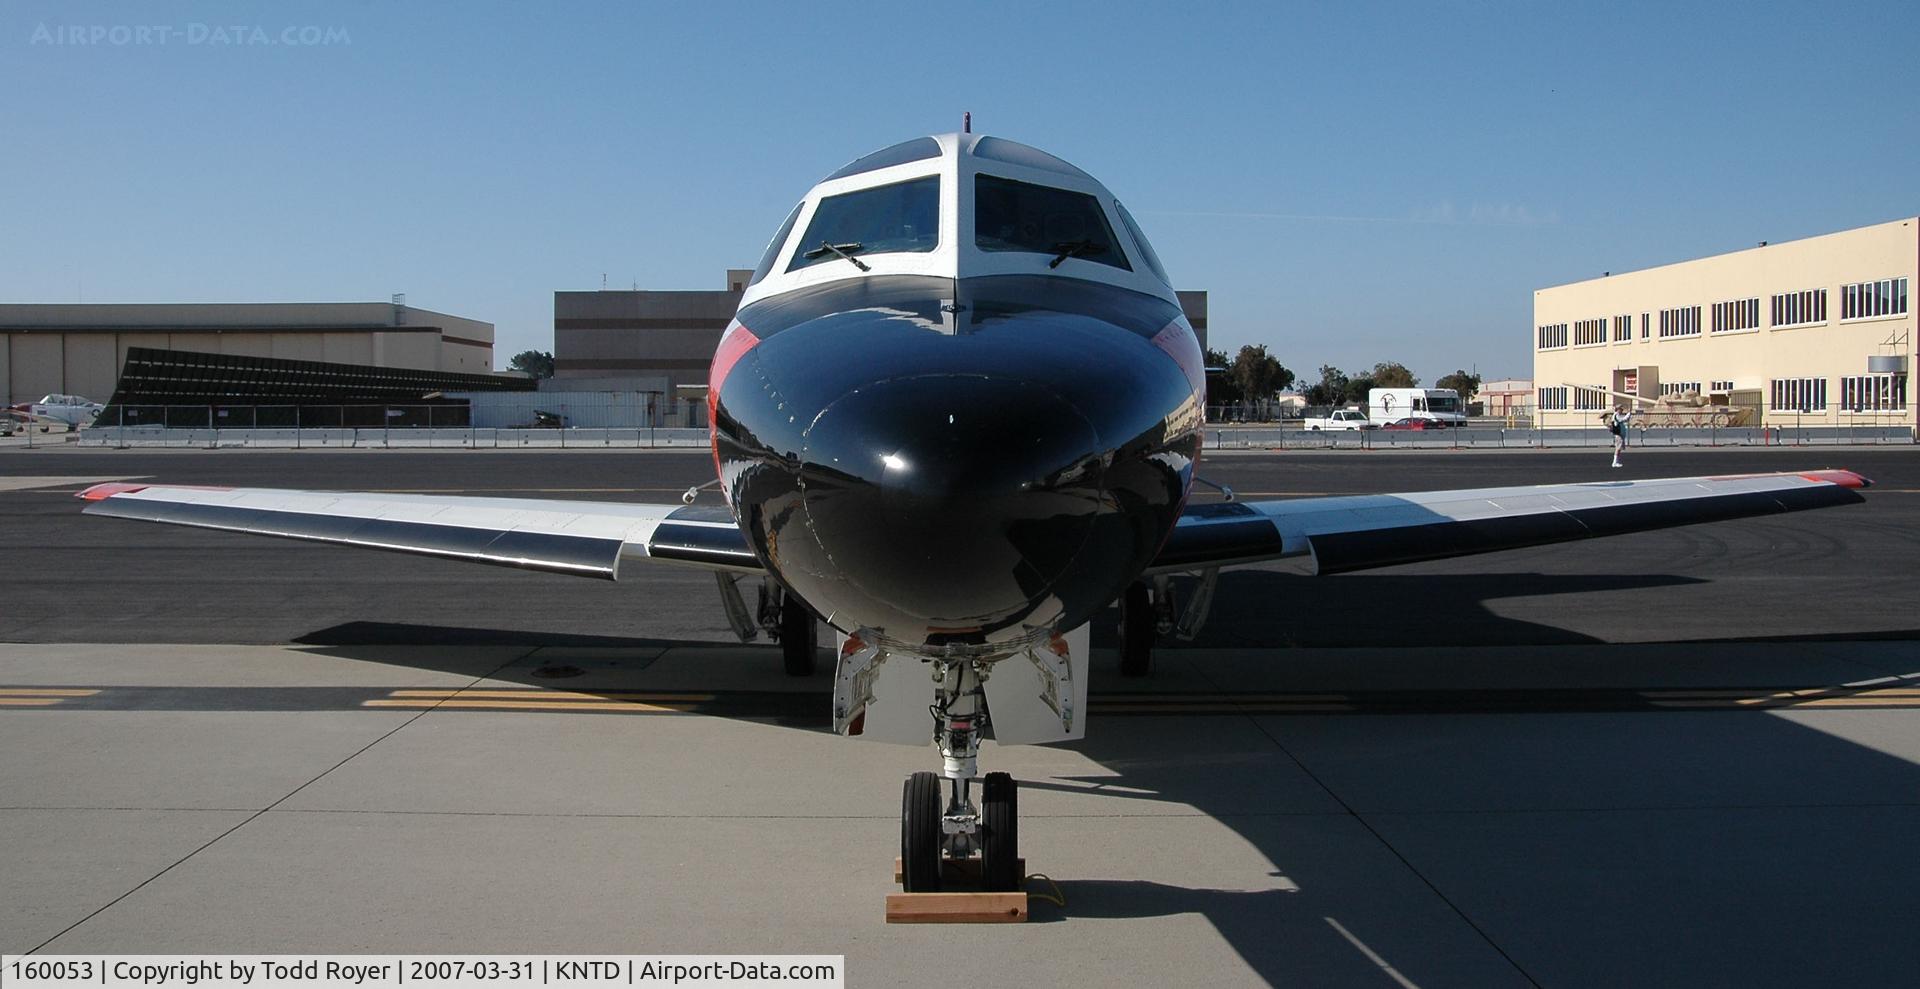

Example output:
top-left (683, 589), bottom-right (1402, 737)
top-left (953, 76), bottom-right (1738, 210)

top-left (39, 398), bottom-right (1918, 449)
top-left (1207, 402), bottom-right (1913, 449)
top-left (68, 394), bottom-right (709, 448)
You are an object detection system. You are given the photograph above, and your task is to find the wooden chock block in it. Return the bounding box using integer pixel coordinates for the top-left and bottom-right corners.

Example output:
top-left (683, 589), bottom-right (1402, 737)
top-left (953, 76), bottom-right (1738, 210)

top-left (885, 892), bottom-right (1028, 924)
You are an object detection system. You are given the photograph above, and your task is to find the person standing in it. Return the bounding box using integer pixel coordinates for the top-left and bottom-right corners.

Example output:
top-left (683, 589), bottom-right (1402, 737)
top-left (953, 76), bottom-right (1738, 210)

top-left (1604, 404), bottom-right (1634, 467)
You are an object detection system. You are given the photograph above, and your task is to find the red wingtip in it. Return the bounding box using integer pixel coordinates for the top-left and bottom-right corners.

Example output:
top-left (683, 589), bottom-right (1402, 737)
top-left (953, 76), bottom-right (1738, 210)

top-left (1799, 469), bottom-right (1871, 489)
top-left (77, 482), bottom-right (150, 501)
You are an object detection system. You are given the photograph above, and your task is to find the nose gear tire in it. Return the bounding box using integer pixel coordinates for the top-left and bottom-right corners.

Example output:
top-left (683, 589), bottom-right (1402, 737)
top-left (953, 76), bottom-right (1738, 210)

top-left (981, 771), bottom-right (1019, 892)
top-left (901, 771), bottom-right (943, 892)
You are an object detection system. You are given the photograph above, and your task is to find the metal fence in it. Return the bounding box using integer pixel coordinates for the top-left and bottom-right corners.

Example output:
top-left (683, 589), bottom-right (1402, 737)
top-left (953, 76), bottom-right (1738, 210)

top-left (96, 394), bottom-right (708, 431)
top-left (1207, 423), bottom-right (1913, 450)
top-left (65, 398), bottom-right (707, 449)
top-left (32, 400), bottom-right (1918, 450)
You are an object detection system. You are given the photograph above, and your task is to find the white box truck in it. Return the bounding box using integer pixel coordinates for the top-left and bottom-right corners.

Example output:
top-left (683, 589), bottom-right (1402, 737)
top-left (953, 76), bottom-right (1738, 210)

top-left (1369, 388), bottom-right (1466, 427)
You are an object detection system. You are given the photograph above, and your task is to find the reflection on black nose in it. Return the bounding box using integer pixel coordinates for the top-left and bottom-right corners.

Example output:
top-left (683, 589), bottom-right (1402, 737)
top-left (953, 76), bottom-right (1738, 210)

top-left (796, 374), bottom-right (1105, 636)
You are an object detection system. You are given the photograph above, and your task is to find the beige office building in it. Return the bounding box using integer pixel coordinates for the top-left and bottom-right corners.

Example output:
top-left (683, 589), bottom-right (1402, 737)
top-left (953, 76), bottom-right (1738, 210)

top-left (0, 301), bottom-right (495, 406)
top-left (1532, 217), bottom-right (1914, 429)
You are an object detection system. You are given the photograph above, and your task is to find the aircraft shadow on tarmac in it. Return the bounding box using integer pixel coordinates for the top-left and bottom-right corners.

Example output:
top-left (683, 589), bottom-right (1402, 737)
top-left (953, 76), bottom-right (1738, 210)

top-left (1093, 570), bottom-right (1709, 649)
top-left (298, 571), bottom-right (1704, 653)
top-left (287, 572), bottom-right (1920, 986)
top-left (295, 623), bottom-right (697, 650)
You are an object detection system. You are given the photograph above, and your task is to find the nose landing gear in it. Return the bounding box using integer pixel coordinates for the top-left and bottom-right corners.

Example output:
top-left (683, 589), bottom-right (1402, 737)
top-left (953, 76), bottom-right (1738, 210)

top-left (898, 658), bottom-right (1021, 893)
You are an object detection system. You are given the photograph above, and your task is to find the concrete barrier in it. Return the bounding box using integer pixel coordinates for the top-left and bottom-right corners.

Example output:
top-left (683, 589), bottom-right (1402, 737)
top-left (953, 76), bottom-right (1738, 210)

top-left (74, 424), bottom-right (1911, 450)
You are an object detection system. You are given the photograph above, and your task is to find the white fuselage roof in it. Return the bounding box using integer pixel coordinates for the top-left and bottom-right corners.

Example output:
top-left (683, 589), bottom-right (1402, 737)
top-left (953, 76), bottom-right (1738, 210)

top-left (737, 133), bottom-right (1179, 310)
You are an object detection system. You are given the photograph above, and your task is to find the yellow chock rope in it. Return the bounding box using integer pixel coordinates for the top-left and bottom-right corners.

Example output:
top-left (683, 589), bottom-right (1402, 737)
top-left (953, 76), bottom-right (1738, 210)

top-left (1023, 873), bottom-right (1066, 908)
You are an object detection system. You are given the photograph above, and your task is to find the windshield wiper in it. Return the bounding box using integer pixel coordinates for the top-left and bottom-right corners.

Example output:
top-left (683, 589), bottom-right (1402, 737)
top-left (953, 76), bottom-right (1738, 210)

top-left (1048, 240), bottom-right (1106, 268)
top-left (803, 241), bottom-right (871, 271)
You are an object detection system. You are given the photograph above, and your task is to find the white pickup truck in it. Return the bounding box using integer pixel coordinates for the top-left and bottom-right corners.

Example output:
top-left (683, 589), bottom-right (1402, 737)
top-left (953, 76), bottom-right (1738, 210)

top-left (1303, 409), bottom-right (1377, 431)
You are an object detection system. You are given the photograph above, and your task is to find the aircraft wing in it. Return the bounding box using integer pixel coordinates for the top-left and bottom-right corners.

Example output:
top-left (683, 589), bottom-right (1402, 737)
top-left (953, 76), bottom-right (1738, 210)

top-left (1150, 469), bottom-right (1871, 575)
top-left (76, 483), bottom-right (760, 578)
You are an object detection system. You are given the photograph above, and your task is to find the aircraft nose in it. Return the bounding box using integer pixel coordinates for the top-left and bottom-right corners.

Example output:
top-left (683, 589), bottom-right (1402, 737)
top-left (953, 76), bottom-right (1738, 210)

top-left (792, 374), bottom-right (1106, 639)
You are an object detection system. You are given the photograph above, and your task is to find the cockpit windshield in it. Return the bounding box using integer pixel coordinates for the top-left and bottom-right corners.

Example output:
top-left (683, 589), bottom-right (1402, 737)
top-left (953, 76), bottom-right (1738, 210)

top-left (787, 176), bottom-right (940, 272)
top-left (974, 174), bottom-right (1130, 272)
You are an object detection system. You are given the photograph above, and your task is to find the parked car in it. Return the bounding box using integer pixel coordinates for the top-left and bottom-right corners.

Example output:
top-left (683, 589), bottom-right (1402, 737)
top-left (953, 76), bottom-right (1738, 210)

top-left (1379, 417), bottom-right (1451, 430)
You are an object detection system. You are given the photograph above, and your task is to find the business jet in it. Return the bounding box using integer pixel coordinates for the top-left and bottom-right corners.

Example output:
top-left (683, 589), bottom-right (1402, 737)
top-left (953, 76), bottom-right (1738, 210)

top-left (79, 133), bottom-right (1871, 893)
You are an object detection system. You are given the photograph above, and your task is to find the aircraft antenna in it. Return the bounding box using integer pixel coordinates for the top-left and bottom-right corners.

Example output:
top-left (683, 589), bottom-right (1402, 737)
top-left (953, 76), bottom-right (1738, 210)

top-left (963, 111), bottom-right (971, 134)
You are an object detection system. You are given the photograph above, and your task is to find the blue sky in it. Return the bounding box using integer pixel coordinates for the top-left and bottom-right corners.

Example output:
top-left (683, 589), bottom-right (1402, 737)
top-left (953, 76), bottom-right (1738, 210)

top-left (4, 0), bottom-right (1915, 384)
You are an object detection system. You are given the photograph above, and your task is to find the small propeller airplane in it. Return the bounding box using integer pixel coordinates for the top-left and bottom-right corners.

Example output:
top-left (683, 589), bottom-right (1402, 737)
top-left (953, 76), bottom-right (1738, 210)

top-left (79, 132), bottom-right (1871, 893)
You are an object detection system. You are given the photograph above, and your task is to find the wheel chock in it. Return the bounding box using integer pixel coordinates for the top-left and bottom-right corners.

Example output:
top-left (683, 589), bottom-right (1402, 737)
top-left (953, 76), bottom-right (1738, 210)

top-left (885, 855), bottom-right (1032, 924)
top-left (885, 891), bottom-right (1027, 923)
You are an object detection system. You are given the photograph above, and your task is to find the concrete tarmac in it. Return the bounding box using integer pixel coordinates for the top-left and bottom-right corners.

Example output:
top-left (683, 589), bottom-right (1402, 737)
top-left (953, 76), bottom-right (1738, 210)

top-left (4, 447), bottom-right (1919, 987)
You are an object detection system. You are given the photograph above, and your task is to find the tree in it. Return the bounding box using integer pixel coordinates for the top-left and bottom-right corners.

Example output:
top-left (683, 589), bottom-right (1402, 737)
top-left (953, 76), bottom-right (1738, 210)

top-left (508, 350), bottom-right (555, 379)
top-left (1204, 348), bottom-right (1241, 406)
top-left (1343, 372), bottom-right (1376, 406)
top-left (1435, 369), bottom-right (1482, 398)
top-left (1228, 344), bottom-right (1293, 406)
top-left (1369, 361), bottom-right (1419, 388)
top-left (1303, 364), bottom-right (1348, 408)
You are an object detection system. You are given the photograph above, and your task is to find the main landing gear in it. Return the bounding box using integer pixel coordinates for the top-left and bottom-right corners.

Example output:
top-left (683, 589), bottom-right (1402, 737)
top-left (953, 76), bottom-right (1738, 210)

top-left (773, 592), bottom-right (818, 677)
top-left (898, 659), bottom-right (1021, 893)
top-left (713, 575), bottom-right (819, 677)
top-left (1117, 568), bottom-right (1221, 678)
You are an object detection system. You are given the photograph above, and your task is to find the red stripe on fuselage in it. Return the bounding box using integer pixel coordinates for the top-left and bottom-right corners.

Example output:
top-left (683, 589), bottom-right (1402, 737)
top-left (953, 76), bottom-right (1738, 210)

top-left (708, 322), bottom-right (761, 483)
top-left (1150, 319), bottom-right (1206, 398)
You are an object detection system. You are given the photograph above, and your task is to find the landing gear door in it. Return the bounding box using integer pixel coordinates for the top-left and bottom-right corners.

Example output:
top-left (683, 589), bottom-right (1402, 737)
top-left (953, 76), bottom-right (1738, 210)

top-left (980, 623), bottom-right (1090, 745)
top-left (831, 631), bottom-right (937, 745)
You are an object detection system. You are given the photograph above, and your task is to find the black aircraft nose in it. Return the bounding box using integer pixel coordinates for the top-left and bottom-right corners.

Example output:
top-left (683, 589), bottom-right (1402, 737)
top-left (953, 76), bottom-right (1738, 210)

top-left (790, 374), bottom-right (1107, 640)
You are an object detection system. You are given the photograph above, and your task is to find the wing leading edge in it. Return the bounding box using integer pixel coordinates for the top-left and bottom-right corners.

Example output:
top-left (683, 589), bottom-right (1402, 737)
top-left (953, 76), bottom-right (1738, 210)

top-left (77, 483), bottom-right (761, 578)
top-left (1152, 469), bottom-right (1871, 575)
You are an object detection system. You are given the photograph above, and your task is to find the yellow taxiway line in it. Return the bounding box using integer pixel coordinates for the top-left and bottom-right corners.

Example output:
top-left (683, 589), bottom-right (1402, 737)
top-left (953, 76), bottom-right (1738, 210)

top-left (0, 688), bottom-right (101, 707)
top-left (364, 698), bottom-right (702, 713)
top-left (383, 689), bottom-right (716, 701)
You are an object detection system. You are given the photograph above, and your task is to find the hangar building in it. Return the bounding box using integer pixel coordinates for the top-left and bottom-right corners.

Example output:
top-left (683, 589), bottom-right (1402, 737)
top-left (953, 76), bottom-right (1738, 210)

top-left (1532, 217), bottom-right (1914, 428)
top-left (0, 301), bottom-right (495, 407)
top-left (556, 270), bottom-right (1209, 393)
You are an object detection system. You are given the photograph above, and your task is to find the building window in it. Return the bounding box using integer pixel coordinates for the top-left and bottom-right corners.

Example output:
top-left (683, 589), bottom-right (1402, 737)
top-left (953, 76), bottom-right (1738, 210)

top-left (1574, 318), bottom-right (1607, 346)
top-left (1842, 278), bottom-right (1908, 320)
top-left (1612, 314), bottom-right (1632, 344)
top-left (1572, 385), bottom-right (1609, 411)
top-left (1537, 386), bottom-right (1569, 410)
top-left (1770, 288), bottom-right (1827, 327)
top-left (1770, 376), bottom-right (1828, 413)
top-left (1711, 298), bottom-right (1760, 333)
top-left (1536, 323), bottom-right (1568, 349)
top-left (1658, 305), bottom-right (1701, 338)
top-left (1839, 374), bottom-right (1908, 412)
top-left (1710, 380), bottom-right (1735, 392)
top-left (1640, 312), bottom-right (1650, 340)
top-left (1660, 381), bottom-right (1703, 397)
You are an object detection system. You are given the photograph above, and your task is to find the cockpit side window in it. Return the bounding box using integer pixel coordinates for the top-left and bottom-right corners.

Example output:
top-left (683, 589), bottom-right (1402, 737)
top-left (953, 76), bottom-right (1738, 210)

top-left (749, 202), bottom-right (804, 287)
top-left (787, 176), bottom-right (940, 272)
top-left (974, 174), bottom-right (1130, 272)
top-left (1113, 200), bottom-right (1170, 284)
